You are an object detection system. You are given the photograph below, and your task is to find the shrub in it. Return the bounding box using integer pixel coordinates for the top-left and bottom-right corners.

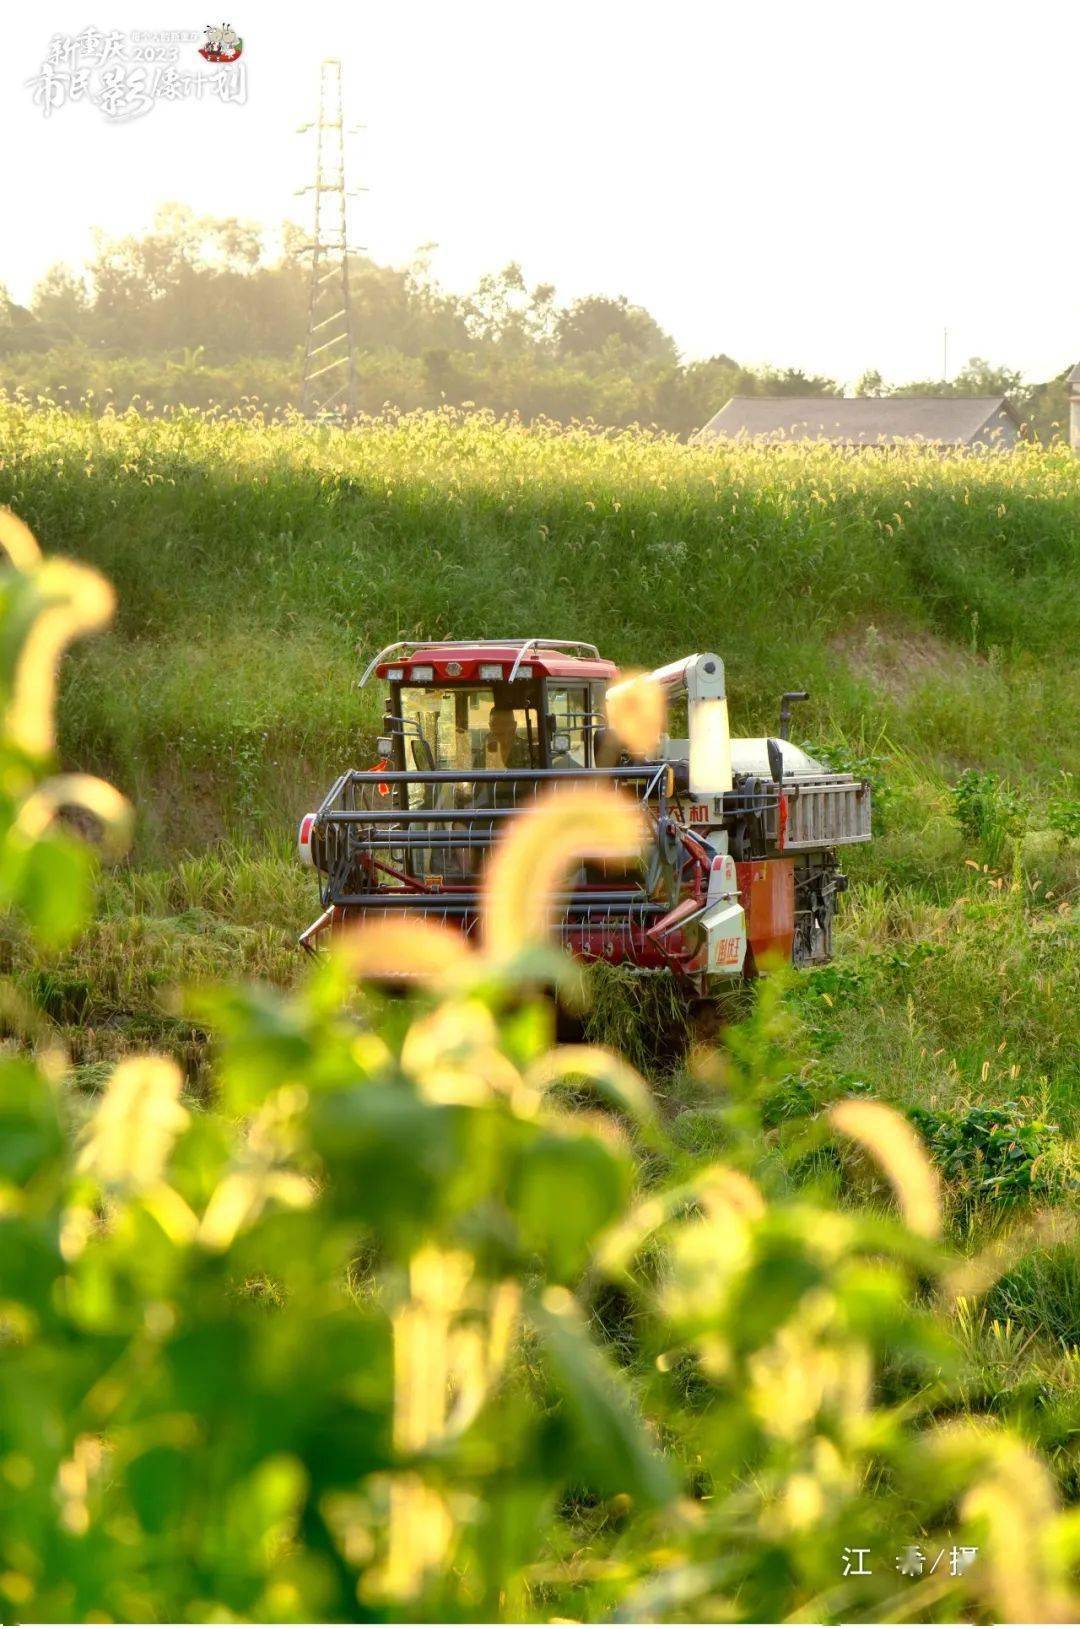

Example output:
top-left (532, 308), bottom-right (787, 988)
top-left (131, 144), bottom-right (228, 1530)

top-left (909, 1102), bottom-right (1067, 1207)
top-left (1047, 772), bottom-right (1080, 844)
top-left (803, 731), bottom-right (897, 833)
top-left (950, 769), bottom-right (1029, 865)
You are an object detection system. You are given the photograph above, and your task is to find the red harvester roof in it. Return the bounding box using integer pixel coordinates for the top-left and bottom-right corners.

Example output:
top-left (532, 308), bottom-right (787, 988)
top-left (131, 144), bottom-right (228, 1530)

top-left (373, 640), bottom-right (616, 683)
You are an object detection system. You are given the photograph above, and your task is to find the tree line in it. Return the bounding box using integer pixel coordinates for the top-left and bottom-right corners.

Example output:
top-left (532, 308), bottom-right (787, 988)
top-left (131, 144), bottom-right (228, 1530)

top-left (0, 203), bottom-right (1071, 437)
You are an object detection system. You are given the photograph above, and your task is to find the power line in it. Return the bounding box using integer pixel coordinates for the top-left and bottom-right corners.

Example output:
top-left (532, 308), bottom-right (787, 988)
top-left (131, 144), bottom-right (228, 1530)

top-left (296, 59), bottom-right (365, 420)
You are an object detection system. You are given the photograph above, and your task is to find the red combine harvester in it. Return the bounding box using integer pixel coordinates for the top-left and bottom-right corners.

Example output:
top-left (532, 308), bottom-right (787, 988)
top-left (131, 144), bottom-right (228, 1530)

top-left (297, 639), bottom-right (871, 996)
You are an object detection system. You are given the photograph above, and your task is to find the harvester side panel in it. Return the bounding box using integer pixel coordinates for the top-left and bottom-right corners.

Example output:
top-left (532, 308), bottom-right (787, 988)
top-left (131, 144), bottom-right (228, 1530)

top-left (737, 860), bottom-right (796, 967)
top-left (764, 776), bottom-right (871, 851)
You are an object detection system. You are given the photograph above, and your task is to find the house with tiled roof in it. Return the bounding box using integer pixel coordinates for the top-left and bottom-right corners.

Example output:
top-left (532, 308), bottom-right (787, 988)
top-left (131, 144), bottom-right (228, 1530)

top-left (692, 395), bottom-right (1022, 449)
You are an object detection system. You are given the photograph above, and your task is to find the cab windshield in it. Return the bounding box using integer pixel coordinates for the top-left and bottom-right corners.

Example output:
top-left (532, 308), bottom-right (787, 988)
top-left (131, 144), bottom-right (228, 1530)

top-left (398, 687), bottom-right (539, 774)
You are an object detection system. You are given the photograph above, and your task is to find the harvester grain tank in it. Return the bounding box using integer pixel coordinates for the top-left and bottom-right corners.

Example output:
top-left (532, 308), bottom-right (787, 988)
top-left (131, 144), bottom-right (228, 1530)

top-left (298, 639), bottom-right (871, 994)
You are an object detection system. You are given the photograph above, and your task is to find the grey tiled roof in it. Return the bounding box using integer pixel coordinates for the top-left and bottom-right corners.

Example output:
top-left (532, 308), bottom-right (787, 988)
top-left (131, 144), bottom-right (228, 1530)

top-left (692, 395), bottom-right (1020, 446)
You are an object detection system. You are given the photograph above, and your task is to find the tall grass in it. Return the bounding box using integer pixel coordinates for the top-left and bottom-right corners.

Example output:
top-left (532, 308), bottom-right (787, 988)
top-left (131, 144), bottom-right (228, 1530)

top-left (2, 396), bottom-right (1076, 1124)
top-left (0, 398), bottom-right (1076, 851)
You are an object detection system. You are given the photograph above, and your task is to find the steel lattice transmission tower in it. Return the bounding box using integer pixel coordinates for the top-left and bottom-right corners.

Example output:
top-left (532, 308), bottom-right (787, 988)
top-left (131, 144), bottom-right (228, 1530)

top-left (296, 59), bottom-right (364, 419)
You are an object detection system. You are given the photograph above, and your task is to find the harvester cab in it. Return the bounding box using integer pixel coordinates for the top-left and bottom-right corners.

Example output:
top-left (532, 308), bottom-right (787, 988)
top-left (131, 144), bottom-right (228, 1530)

top-left (298, 638), bottom-right (871, 997)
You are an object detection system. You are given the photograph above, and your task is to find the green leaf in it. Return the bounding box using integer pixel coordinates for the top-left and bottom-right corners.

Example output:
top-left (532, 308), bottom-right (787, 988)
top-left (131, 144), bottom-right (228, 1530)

top-left (126, 1443), bottom-right (192, 1536)
top-left (510, 1128), bottom-right (631, 1281)
top-left (307, 1085), bottom-right (493, 1247)
top-left (0, 829), bottom-right (93, 946)
top-left (532, 1288), bottom-right (674, 1508)
top-left (0, 1057), bottom-right (64, 1186)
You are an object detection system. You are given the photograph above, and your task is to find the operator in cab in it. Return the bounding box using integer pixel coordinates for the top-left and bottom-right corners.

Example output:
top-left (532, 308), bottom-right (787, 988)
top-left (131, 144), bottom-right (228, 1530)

top-left (486, 705), bottom-right (531, 770)
top-left (476, 705), bottom-right (533, 825)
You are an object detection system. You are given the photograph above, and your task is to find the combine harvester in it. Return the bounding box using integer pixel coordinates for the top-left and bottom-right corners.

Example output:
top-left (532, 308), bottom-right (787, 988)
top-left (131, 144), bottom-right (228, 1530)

top-left (297, 639), bottom-right (871, 1000)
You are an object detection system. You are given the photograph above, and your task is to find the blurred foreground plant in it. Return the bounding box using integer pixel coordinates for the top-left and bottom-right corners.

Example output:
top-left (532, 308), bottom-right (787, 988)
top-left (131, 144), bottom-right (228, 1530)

top-left (2, 511), bottom-right (1079, 1623)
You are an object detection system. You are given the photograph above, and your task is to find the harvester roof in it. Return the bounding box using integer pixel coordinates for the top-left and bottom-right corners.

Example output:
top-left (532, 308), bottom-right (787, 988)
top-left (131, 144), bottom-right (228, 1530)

top-left (362, 638), bottom-right (617, 687)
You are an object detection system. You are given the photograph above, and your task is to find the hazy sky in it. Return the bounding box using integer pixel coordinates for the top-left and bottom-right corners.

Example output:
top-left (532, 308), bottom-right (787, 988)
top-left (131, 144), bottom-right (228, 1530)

top-left (5, 1), bottom-right (1078, 386)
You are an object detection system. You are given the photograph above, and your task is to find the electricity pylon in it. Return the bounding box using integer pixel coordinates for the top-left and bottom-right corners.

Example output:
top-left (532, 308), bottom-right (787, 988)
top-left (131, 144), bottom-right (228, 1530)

top-left (296, 59), bottom-right (364, 420)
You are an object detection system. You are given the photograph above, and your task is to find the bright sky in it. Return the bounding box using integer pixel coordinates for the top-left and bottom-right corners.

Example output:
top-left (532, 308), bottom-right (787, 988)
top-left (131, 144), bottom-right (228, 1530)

top-left (4, 0), bottom-right (1078, 386)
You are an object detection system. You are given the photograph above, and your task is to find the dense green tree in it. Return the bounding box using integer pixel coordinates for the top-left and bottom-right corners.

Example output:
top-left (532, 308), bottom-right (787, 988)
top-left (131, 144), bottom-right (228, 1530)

top-left (0, 284), bottom-right (49, 357)
top-left (464, 262), bottom-right (559, 354)
top-left (753, 365), bottom-right (842, 397)
top-left (1024, 368), bottom-right (1071, 442)
top-left (854, 368), bottom-right (887, 397)
top-left (888, 355), bottom-right (1024, 402)
top-left (29, 264), bottom-right (90, 340)
top-left (3, 205), bottom-right (1072, 437)
top-left (555, 294), bottom-right (677, 366)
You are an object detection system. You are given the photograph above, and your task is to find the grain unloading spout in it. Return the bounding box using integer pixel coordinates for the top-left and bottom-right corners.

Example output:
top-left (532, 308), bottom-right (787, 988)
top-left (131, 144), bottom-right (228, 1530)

top-left (609, 651), bottom-right (733, 798)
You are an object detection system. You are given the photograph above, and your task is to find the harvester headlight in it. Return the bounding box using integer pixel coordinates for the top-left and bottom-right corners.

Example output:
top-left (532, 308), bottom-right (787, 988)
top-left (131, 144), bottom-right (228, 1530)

top-left (478, 663), bottom-right (503, 680)
top-left (410, 665), bottom-right (434, 681)
top-left (516, 664), bottom-right (533, 679)
top-left (386, 666), bottom-right (404, 680)
top-left (376, 736), bottom-right (393, 757)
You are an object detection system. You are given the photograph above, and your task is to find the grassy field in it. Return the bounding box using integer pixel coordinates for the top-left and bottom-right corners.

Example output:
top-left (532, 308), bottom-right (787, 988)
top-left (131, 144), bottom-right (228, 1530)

top-left (2, 396), bottom-right (1079, 1488)
top-left (0, 398), bottom-right (1074, 846)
